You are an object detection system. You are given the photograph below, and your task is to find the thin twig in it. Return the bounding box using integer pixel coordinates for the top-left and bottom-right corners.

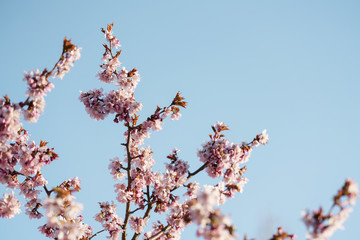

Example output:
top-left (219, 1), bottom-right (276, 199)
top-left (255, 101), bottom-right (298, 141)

top-left (146, 225), bottom-right (171, 240)
top-left (131, 186), bottom-right (154, 240)
top-left (89, 229), bottom-right (105, 239)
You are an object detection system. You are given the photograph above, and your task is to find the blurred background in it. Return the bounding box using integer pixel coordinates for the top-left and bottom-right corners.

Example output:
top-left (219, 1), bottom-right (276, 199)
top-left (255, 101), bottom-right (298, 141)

top-left (1, 1), bottom-right (359, 239)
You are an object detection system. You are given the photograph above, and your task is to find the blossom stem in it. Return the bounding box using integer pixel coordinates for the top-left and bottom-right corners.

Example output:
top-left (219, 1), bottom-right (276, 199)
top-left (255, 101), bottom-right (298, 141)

top-left (170, 161), bottom-right (210, 193)
top-left (89, 229), bottom-right (105, 239)
top-left (43, 185), bottom-right (53, 197)
top-left (122, 124), bottom-right (133, 240)
top-left (187, 162), bottom-right (210, 179)
top-left (146, 225), bottom-right (171, 240)
top-left (131, 186), bottom-right (154, 240)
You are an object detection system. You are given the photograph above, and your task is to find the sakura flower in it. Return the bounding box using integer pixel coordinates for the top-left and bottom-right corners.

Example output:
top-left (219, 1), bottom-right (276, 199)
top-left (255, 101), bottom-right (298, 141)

top-left (0, 191), bottom-right (21, 219)
top-left (25, 198), bottom-right (43, 219)
top-left (129, 216), bottom-right (148, 234)
top-left (152, 119), bottom-right (163, 131)
top-left (0, 98), bottom-right (22, 143)
top-left (259, 129), bottom-right (269, 145)
top-left (184, 182), bottom-right (200, 199)
top-left (95, 201), bottom-right (123, 239)
top-left (109, 157), bottom-right (126, 180)
top-left (131, 146), bottom-right (155, 171)
top-left (22, 96), bottom-right (46, 123)
top-left (42, 197), bottom-right (90, 240)
top-left (103, 23), bottom-right (121, 49)
top-left (98, 57), bottom-right (121, 83)
top-left (38, 224), bottom-right (56, 238)
top-left (115, 183), bottom-right (133, 203)
top-left (171, 111), bottom-right (181, 120)
top-left (187, 187), bottom-right (235, 240)
top-left (79, 88), bottom-right (109, 120)
top-left (23, 69), bottom-right (54, 98)
top-left (52, 38), bottom-right (81, 79)
top-left (302, 179), bottom-right (358, 240)
top-left (19, 178), bottom-right (41, 199)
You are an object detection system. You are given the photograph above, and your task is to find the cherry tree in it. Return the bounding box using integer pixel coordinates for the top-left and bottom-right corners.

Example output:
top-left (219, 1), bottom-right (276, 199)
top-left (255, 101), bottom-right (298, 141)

top-left (0, 24), bottom-right (358, 240)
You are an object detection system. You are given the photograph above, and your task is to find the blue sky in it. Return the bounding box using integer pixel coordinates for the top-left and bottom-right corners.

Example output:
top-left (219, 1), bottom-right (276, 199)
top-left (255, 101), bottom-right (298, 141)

top-left (1, 1), bottom-right (360, 239)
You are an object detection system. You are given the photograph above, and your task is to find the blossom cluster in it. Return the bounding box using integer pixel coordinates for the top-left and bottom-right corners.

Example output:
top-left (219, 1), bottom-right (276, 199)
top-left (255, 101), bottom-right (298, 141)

top-left (79, 24), bottom-right (142, 123)
top-left (22, 38), bottom-right (81, 123)
top-left (78, 24), bottom-right (272, 240)
top-left (0, 191), bottom-right (21, 219)
top-left (0, 131), bottom-right (58, 219)
top-left (0, 96), bottom-right (22, 143)
top-left (197, 122), bottom-right (268, 198)
top-left (95, 201), bottom-right (124, 240)
top-left (0, 37), bottom-right (82, 239)
top-left (79, 24), bottom-right (358, 240)
top-left (302, 179), bottom-right (358, 240)
top-left (52, 37), bottom-right (82, 79)
top-left (186, 185), bottom-right (235, 240)
top-left (39, 178), bottom-right (92, 240)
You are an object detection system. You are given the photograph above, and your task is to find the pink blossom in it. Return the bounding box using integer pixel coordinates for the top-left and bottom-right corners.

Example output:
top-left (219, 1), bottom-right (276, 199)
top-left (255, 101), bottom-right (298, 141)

top-left (0, 98), bottom-right (22, 143)
top-left (0, 191), bottom-right (21, 219)
top-left (95, 201), bottom-right (123, 239)
top-left (19, 178), bottom-right (41, 199)
top-left (109, 157), bottom-right (126, 180)
top-left (115, 183), bottom-right (133, 203)
top-left (38, 224), bottom-right (56, 238)
top-left (104, 24), bottom-right (121, 49)
top-left (131, 146), bottom-right (155, 171)
top-left (302, 179), bottom-right (358, 240)
top-left (259, 129), bottom-right (269, 145)
top-left (129, 216), bottom-right (148, 234)
top-left (79, 88), bottom-right (109, 120)
top-left (116, 67), bottom-right (140, 91)
top-left (52, 39), bottom-right (81, 79)
top-left (15, 140), bottom-right (58, 177)
top-left (23, 69), bottom-right (55, 98)
top-left (152, 119), bottom-right (163, 131)
top-left (25, 198), bottom-right (43, 219)
top-left (184, 182), bottom-right (200, 199)
top-left (171, 111), bottom-right (181, 120)
top-left (302, 208), bottom-right (353, 240)
top-left (187, 186), bottom-right (235, 240)
top-left (42, 197), bottom-right (91, 240)
top-left (98, 58), bottom-right (121, 83)
top-left (22, 96), bottom-right (46, 123)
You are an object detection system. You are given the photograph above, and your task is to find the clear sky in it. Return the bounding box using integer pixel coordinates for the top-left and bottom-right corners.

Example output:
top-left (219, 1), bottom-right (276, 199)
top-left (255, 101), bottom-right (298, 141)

top-left (1, 1), bottom-right (360, 239)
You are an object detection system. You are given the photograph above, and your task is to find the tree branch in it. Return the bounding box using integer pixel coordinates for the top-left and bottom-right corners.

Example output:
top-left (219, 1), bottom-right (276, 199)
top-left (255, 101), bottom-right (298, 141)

top-left (89, 229), bottom-right (105, 239)
top-left (146, 225), bottom-right (171, 240)
top-left (122, 125), bottom-right (133, 240)
top-left (131, 186), bottom-right (154, 240)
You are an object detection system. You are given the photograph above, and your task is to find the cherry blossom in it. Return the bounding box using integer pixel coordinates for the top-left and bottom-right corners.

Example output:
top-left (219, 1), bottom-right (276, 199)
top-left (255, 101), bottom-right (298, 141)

top-left (130, 216), bottom-right (148, 234)
top-left (52, 38), bottom-right (82, 79)
top-left (0, 191), bottom-right (21, 219)
top-left (95, 201), bottom-right (123, 240)
top-left (302, 179), bottom-right (358, 240)
top-left (25, 198), bottom-right (43, 219)
top-left (23, 69), bottom-right (55, 99)
top-left (0, 97), bottom-right (22, 143)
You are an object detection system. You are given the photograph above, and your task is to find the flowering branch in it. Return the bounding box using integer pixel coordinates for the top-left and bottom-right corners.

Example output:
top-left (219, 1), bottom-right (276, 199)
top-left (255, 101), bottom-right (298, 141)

top-left (1, 22), bottom-right (358, 240)
top-left (302, 179), bottom-right (358, 240)
top-left (146, 225), bottom-right (171, 240)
